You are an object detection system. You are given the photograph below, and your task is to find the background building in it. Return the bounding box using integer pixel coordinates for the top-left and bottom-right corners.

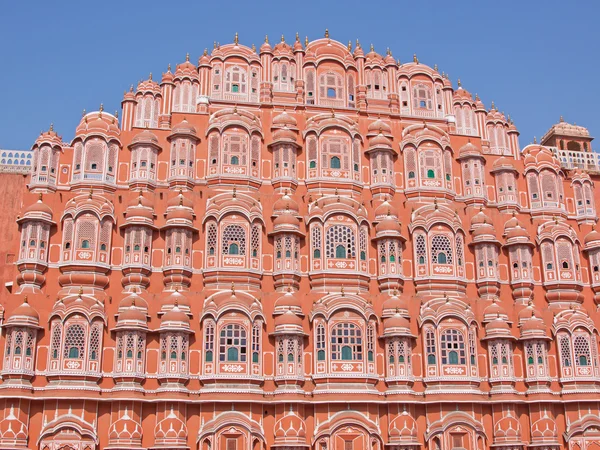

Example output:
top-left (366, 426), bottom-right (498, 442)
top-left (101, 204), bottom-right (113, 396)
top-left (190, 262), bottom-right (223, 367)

top-left (1, 32), bottom-right (600, 450)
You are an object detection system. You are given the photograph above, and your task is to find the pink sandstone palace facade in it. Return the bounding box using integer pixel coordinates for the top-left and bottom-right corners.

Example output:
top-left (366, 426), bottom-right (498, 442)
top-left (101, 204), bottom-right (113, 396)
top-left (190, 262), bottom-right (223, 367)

top-left (3, 31), bottom-right (600, 450)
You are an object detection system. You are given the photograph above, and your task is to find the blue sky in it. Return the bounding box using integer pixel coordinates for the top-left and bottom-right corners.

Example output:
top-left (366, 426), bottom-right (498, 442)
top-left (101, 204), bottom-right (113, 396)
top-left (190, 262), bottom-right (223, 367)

top-left (1, 0), bottom-right (598, 149)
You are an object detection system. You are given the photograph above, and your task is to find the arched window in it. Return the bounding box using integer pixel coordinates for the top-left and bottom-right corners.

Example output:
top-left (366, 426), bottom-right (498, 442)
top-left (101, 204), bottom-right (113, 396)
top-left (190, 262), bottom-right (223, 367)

top-left (440, 329), bottom-right (465, 365)
top-left (326, 225), bottom-right (356, 259)
top-left (413, 83), bottom-right (433, 110)
top-left (316, 323), bottom-right (325, 361)
top-left (431, 235), bottom-right (453, 265)
top-left (319, 72), bottom-right (343, 102)
top-left (219, 324), bottom-right (247, 362)
top-left (331, 323), bottom-right (362, 361)
top-left (330, 156), bottom-right (341, 169)
top-left (221, 224), bottom-right (246, 256)
top-left (64, 324), bottom-right (85, 360)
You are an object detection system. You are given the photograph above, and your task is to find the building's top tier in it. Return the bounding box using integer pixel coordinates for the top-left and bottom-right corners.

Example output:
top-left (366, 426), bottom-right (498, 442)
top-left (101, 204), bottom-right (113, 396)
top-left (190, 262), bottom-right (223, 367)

top-left (541, 116), bottom-right (593, 152)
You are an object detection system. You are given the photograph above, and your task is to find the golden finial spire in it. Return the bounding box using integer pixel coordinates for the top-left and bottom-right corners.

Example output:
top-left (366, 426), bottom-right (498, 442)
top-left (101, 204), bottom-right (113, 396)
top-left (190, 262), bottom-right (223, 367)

top-left (434, 63), bottom-right (438, 71)
top-left (149, 72), bottom-right (152, 81)
top-left (78, 286), bottom-right (84, 297)
top-left (434, 198), bottom-right (438, 210)
top-left (129, 84), bottom-right (134, 92)
top-left (331, 108), bottom-right (335, 118)
top-left (281, 34), bottom-right (285, 43)
top-left (89, 187), bottom-right (93, 199)
top-left (490, 100), bottom-right (495, 110)
top-left (457, 78), bottom-right (461, 88)
top-left (475, 93), bottom-right (479, 100)
top-left (305, 36), bottom-right (309, 46)
top-left (232, 186), bottom-right (237, 198)
top-left (264, 34), bottom-right (269, 44)
top-left (234, 32), bottom-right (239, 45)
top-left (213, 41), bottom-right (217, 49)
top-left (167, 63), bottom-right (171, 71)
top-left (23, 295), bottom-right (28, 304)
top-left (38, 192), bottom-right (43, 201)
top-left (99, 103), bottom-right (104, 112)
top-left (560, 115), bottom-right (564, 122)
top-left (533, 136), bottom-right (537, 144)
top-left (203, 48), bottom-right (207, 56)
top-left (341, 286), bottom-right (345, 297)
top-left (348, 41), bottom-right (352, 51)
top-left (185, 52), bottom-right (190, 62)
top-left (370, 43), bottom-right (374, 52)
top-left (296, 32), bottom-right (300, 42)
top-left (386, 47), bottom-right (391, 56)
top-left (231, 282), bottom-right (235, 295)
top-left (49, 123), bottom-right (54, 132)
top-left (114, 110), bottom-right (119, 119)
top-left (413, 53), bottom-right (418, 63)
top-left (324, 29), bottom-right (329, 38)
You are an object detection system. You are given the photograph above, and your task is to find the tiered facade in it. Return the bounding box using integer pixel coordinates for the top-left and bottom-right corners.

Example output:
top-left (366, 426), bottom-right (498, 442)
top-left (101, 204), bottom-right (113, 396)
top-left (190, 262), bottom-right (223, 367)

top-left (2, 32), bottom-right (600, 450)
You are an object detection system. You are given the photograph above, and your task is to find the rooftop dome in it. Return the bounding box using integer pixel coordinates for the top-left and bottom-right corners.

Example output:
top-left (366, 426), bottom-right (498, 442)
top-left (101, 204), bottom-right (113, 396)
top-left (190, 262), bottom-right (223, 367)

top-left (170, 119), bottom-right (198, 137)
top-left (6, 297), bottom-right (40, 327)
top-left (75, 109), bottom-right (120, 139)
top-left (457, 141), bottom-right (482, 158)
top-left (272, 110), bottom-right (297, 128)
top-left (368, 118), bottom-right (392, 135)
top-left (541, 116), bottom-right (591, 143)
top-left (131, 129), bottom-right (159, 145)
top-left (24, 196), bottom-right (53, 217)
top-left (374, 199), bottom-right (399, 219)
top-left (382, 313), bottom-right (413, 337)
top-left (273, 192), bottom-right (299, 213)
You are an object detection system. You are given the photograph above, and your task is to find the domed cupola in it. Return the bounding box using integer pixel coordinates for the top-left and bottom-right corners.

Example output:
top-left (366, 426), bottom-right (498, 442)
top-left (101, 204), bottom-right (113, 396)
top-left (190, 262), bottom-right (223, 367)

top-left (174, 53), bottom-right (198, 81)
top-left (270, 192), bottom-right (304, 291)
top-left (156, 301), bottom-right (193, 390)
top-left (365, 118), bottom-right (398, 197)
top-left (123, 192), bottom-right (156, 226)
top-left (16, 194), bottom-right (55, 293)
top-left (6, 296), bottom-right (40, 329)
top-left (271, 289), bottom-right (306, 389)
top-left (71, 107), bottom-right (121, 191)
top-left (503, 213), bottom-right (535, 304)
top-left (112, 294), bottom-right (148, 386)
top-left (457, 140), bottom-right (486, 206)
top-left (161, 191), bottom-right (197, 290)
top-left (75, 108), bottom-right (121, 141)
top-left (164, 190), bottom-right (195, 226)
top-left (133, 74), bottom-right (161, 129)
top-left (259, 35), bottom-right (273, 54)
top-left (270, 110), bottom-right (301, 189)
top-left (1, 296), bottom-right (41, 385)
top-left (160, 289), bottom-right (191, 316)
top-left (120, 192), bottom-right (156, 292)
top-left (166, 119), bottom-right (199, 190)
top-left (381, 306), bottom-right (416, 389)
top-left (159, 303), bottom-right (190, 333)
top-left (128, 129), bottom-right (161, 189)
top-left (382, 313), bottom-right (413, 339)
top-left (481, 299), bottom-right (517, 392)
top-left (30, 124), bottom-right (63, 191)
top-left (518, 302), bottom-right (552, 392)
top-left (381, 291), bottom-right (409, 318)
